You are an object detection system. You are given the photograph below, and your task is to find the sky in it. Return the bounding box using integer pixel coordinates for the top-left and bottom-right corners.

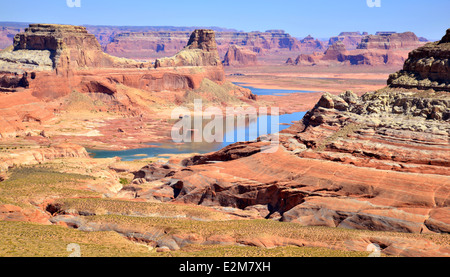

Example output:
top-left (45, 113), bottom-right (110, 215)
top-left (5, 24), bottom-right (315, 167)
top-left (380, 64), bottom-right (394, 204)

top-left (0, 0), bottom-right (449, 40)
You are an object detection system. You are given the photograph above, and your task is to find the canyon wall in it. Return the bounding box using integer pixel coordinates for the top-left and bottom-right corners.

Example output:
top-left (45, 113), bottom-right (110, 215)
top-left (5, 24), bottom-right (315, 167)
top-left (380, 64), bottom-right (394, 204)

top-left (0, 24), bottom-right (253, 139)
top-left (288, 31), bottom-right (425, 66)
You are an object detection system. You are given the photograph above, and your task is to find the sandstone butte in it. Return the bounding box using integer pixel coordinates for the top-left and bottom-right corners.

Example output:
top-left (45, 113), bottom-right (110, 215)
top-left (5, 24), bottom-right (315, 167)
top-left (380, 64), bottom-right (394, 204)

top-left (0, 24), bottom-right (254, 141)
top-left (102, 29), bottom-right (324, 60)
top-left (287, 31), bottom-right (426, 66)
top-left (128, 29), bottom-right (450, 238)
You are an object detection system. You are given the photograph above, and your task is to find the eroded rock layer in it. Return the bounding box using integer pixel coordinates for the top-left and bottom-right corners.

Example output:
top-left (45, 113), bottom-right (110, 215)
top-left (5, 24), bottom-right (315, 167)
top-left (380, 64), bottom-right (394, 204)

top-left (388, 29), bottom-right (450, 91)
top-left (0, 24), bottom-right (253, 139)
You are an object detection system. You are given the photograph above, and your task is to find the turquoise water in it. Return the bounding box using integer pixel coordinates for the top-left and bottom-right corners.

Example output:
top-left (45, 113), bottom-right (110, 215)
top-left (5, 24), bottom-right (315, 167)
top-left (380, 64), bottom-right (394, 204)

top-left (234, 83), bottom-right (316, 96)
top-left (88, 86), bottom-right (309, 161)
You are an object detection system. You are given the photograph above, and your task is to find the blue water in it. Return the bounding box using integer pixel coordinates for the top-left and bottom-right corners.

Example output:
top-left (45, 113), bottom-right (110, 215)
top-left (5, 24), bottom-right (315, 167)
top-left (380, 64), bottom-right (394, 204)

top-left (234, 83), bottom-right (316, 96)
top-left (88, 86), bottom-right (309, 161)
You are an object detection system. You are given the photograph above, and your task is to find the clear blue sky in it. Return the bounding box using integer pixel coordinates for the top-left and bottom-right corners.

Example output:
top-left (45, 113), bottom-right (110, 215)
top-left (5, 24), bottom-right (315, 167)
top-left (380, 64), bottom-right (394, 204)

top-left (0, 0), bottom-right (449, 40)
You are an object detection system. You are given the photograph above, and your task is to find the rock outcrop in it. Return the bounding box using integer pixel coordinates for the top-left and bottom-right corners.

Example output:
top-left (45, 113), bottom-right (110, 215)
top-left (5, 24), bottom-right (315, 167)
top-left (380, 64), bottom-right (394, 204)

top-left (388, 29), bottom-right (450, 91)
top-left (222, 45), bottom-right (258, 66)
top-left (288, 31), bottom-right (425, 67)
top-left (0, 143), bottom-right (90, 172)
top-left (128, 88), bottom-right (449, 234)
top-left (329, 32), bottom-right (367, 50)
top-left (8, 24), bottom-right (141, 73)
top-left (297, 35), bottom-right (325, 53)
top-left (358, 32), bottom-right (423, 50)
top-left (322, 41), bottom-right (348, 61)
top-left (155, 29), bottom-right (222, 68)
top-left (128, 35), bottom-right (450, 234)
top-left (103, 29), bottom-right (300, 60)
top-left (0, 24), bottom-right (253, 139)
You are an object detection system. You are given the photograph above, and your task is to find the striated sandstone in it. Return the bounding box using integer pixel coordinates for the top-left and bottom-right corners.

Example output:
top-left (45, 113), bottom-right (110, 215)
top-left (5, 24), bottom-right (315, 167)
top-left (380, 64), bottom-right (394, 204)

top-left (128, 76), bottom-right (449, 235)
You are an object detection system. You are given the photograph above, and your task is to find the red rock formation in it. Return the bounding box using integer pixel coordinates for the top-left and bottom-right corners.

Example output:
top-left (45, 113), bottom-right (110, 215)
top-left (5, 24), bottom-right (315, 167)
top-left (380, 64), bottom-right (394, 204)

top-left (155, 29), bottom-right (223, 68)
top-left (289, 31), bottom-right (426, 67)
top-left (105, 31), bottom-right (191, 59)
top-left (329, 32), bottom-right (366, 50)
top-left (0, 204), bottom-right (51, 224)
top-left (322, 41), bottom-right (348, 61)
top-left (296, 35), bottom-right (325, 53)
top-left (102, 29), bottom-right (303, 60)
top-left (223, 45), bottom-right (258, 66)
top-left (129, 58), bottom-right (450, 235)
top-left (0, 24), bottom-right (253, 139)
top-left (358, 32), bottom-right (423, 50)
top-left (0, 143), bottom-right (89, 172)
top-left (388, 28), bottom-right (450, 91)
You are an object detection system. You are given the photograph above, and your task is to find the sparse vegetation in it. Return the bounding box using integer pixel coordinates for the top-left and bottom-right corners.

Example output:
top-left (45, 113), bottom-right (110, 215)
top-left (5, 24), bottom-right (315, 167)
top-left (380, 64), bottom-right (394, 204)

top-left (0, 165), bottom-right (97, 208)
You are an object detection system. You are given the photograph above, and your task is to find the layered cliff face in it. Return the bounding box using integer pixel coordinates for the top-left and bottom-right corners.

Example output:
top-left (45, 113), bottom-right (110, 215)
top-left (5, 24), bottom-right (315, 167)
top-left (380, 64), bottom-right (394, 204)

top-left (358, 32), bottom-right (423, 50)
top-left (155, 29), bottom-right (222, 68)
top-left (9, 24), bottom-right (141, 73)
top-left (322, 41), bottom-right (348, 61)
top-left (105, 31), bottom-right (191, 59)
top-left (222, 45), bottom-right (258, 66)
top-left (129, 88), bottom-right (449, 234)
top-left (288, 31), bottom-right (425, 67)
top-left (388, 29), bottom-right (450, 91)
top-left (0, 24), bottom-right (253, 139)
top-left (329, 32), bottom-right (367, 50)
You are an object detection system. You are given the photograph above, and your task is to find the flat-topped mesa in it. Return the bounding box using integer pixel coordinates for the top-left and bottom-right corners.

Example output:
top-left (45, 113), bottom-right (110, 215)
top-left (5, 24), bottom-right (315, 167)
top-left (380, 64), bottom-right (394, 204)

top-left (388, 28), bottom-right (450, 91)
top-left (357, 31), bottom-right (422, 50)
top-left (6, 24), bottom-right (142, 74)
top-left (155, 29), bottom-right (222, 68)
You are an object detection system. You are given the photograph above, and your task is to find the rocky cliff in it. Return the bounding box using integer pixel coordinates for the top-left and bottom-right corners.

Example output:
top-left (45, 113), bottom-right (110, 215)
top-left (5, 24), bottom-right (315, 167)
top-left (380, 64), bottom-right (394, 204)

top-left (388, 29), bottom-right (450, 91)
top-left (9, 24), bottom-right (142, 73)
top-left (0, 24), bottom-right (253, 139)
top-left (287, 31), bottom-right (425, 67)
top-left (102, 29), bottom-right (323, 60)
top-left (329, 32), bottom-right (367, 50)
top-left (222, 45), bottom-right (258, 66)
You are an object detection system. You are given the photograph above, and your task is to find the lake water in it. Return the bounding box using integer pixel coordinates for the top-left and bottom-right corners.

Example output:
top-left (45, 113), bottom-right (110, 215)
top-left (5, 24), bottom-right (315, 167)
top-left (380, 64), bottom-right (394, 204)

top-left (88, 85), bottom-right (309, 161)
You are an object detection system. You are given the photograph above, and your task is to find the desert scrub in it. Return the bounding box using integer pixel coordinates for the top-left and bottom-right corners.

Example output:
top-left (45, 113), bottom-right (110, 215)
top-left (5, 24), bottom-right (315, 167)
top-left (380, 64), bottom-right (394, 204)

top-left (184, 79), bottom-right (241, 105)
top-left (51, 198), bottom-right (229, 221)
top-left (315, 123), bottom-right (363, 152)
top-left (167, 244), bottom-right (369, 258)
top-left (0, 165), bottom-right (97, 208)
top-left (119, 178), bottom-right (130, 185)
top-left (81, 215), bottom-right (450, 250)
top-left (0, 221), bottom-right (152, 257)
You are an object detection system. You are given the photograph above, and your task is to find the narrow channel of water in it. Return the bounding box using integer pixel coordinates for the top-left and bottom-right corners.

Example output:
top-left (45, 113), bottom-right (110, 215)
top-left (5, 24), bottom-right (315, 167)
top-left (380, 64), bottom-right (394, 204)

top-left (88, 86), bottom-right (310, 161)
